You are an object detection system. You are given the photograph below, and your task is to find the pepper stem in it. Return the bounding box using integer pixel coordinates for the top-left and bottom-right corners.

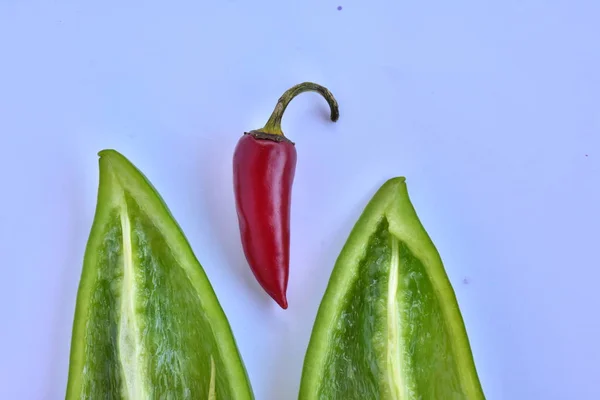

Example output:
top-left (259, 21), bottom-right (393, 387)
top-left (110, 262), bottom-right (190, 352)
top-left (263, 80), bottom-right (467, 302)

top-left (259, 82), bottom-right (339, 136)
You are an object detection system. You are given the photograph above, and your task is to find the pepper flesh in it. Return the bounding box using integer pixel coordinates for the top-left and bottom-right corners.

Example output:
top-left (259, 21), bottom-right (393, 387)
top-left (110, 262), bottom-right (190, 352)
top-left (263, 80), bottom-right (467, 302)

top-left (66, 150), bottom-right (254, 399)
top-left (233, 82), bottom-right (339, 309)
top-left (299, 177), bottom-right (485, 399)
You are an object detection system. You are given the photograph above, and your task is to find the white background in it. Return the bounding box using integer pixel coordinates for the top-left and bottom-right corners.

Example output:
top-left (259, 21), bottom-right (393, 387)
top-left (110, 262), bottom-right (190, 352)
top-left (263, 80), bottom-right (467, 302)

top-left (1, 1), bottom-right (598, 399)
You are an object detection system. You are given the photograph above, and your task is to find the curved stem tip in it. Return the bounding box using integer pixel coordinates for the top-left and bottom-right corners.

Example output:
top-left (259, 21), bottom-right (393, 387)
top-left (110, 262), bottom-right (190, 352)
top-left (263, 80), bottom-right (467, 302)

top-left (260, 82), bottom-right (339, 136)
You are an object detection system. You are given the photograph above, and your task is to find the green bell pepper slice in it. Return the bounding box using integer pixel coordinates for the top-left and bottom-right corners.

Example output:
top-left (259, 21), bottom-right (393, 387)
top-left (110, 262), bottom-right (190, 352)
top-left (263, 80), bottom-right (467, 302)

top-left (299, 177), bottom-right (485, 400)
top-left (66, 150), bottom-right (254, 400)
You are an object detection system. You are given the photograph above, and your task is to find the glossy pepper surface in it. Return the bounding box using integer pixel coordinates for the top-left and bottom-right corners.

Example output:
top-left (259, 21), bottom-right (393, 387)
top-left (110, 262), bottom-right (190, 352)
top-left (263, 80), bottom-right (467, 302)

top-left (299, 177), bottom-right (485, 399)
top-left (233, 82), bottom-right (339, 309)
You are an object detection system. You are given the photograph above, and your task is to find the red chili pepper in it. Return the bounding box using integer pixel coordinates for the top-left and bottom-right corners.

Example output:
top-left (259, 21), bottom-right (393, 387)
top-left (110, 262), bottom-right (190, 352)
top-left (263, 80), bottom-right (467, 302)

top-left (233, 82), bottom-right (339, 309)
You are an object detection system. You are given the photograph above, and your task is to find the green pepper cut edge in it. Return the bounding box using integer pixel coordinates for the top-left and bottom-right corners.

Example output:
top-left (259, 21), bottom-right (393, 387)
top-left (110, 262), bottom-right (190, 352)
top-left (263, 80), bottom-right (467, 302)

top-left (66, 149), bottom-right (254, 399)
top-left (298, 177), bottom-right (485, 399)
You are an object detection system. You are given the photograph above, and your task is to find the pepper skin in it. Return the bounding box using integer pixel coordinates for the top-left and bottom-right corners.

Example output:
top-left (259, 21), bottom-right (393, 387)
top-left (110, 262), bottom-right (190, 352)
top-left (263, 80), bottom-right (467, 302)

top-left (233, 82), bottom-right (339, 309)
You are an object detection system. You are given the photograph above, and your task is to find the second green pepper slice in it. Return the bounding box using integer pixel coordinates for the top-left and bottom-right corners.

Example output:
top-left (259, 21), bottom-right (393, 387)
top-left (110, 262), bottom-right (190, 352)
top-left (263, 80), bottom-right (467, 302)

top-left (299, 177), bottom-right (485, 399)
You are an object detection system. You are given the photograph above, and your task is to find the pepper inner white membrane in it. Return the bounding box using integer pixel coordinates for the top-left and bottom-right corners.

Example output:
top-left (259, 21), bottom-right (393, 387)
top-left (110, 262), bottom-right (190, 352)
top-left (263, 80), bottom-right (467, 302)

top-left (79, 198), bottom-right (227, 398)
top-left (317, 219), bottom-right (467, 399)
